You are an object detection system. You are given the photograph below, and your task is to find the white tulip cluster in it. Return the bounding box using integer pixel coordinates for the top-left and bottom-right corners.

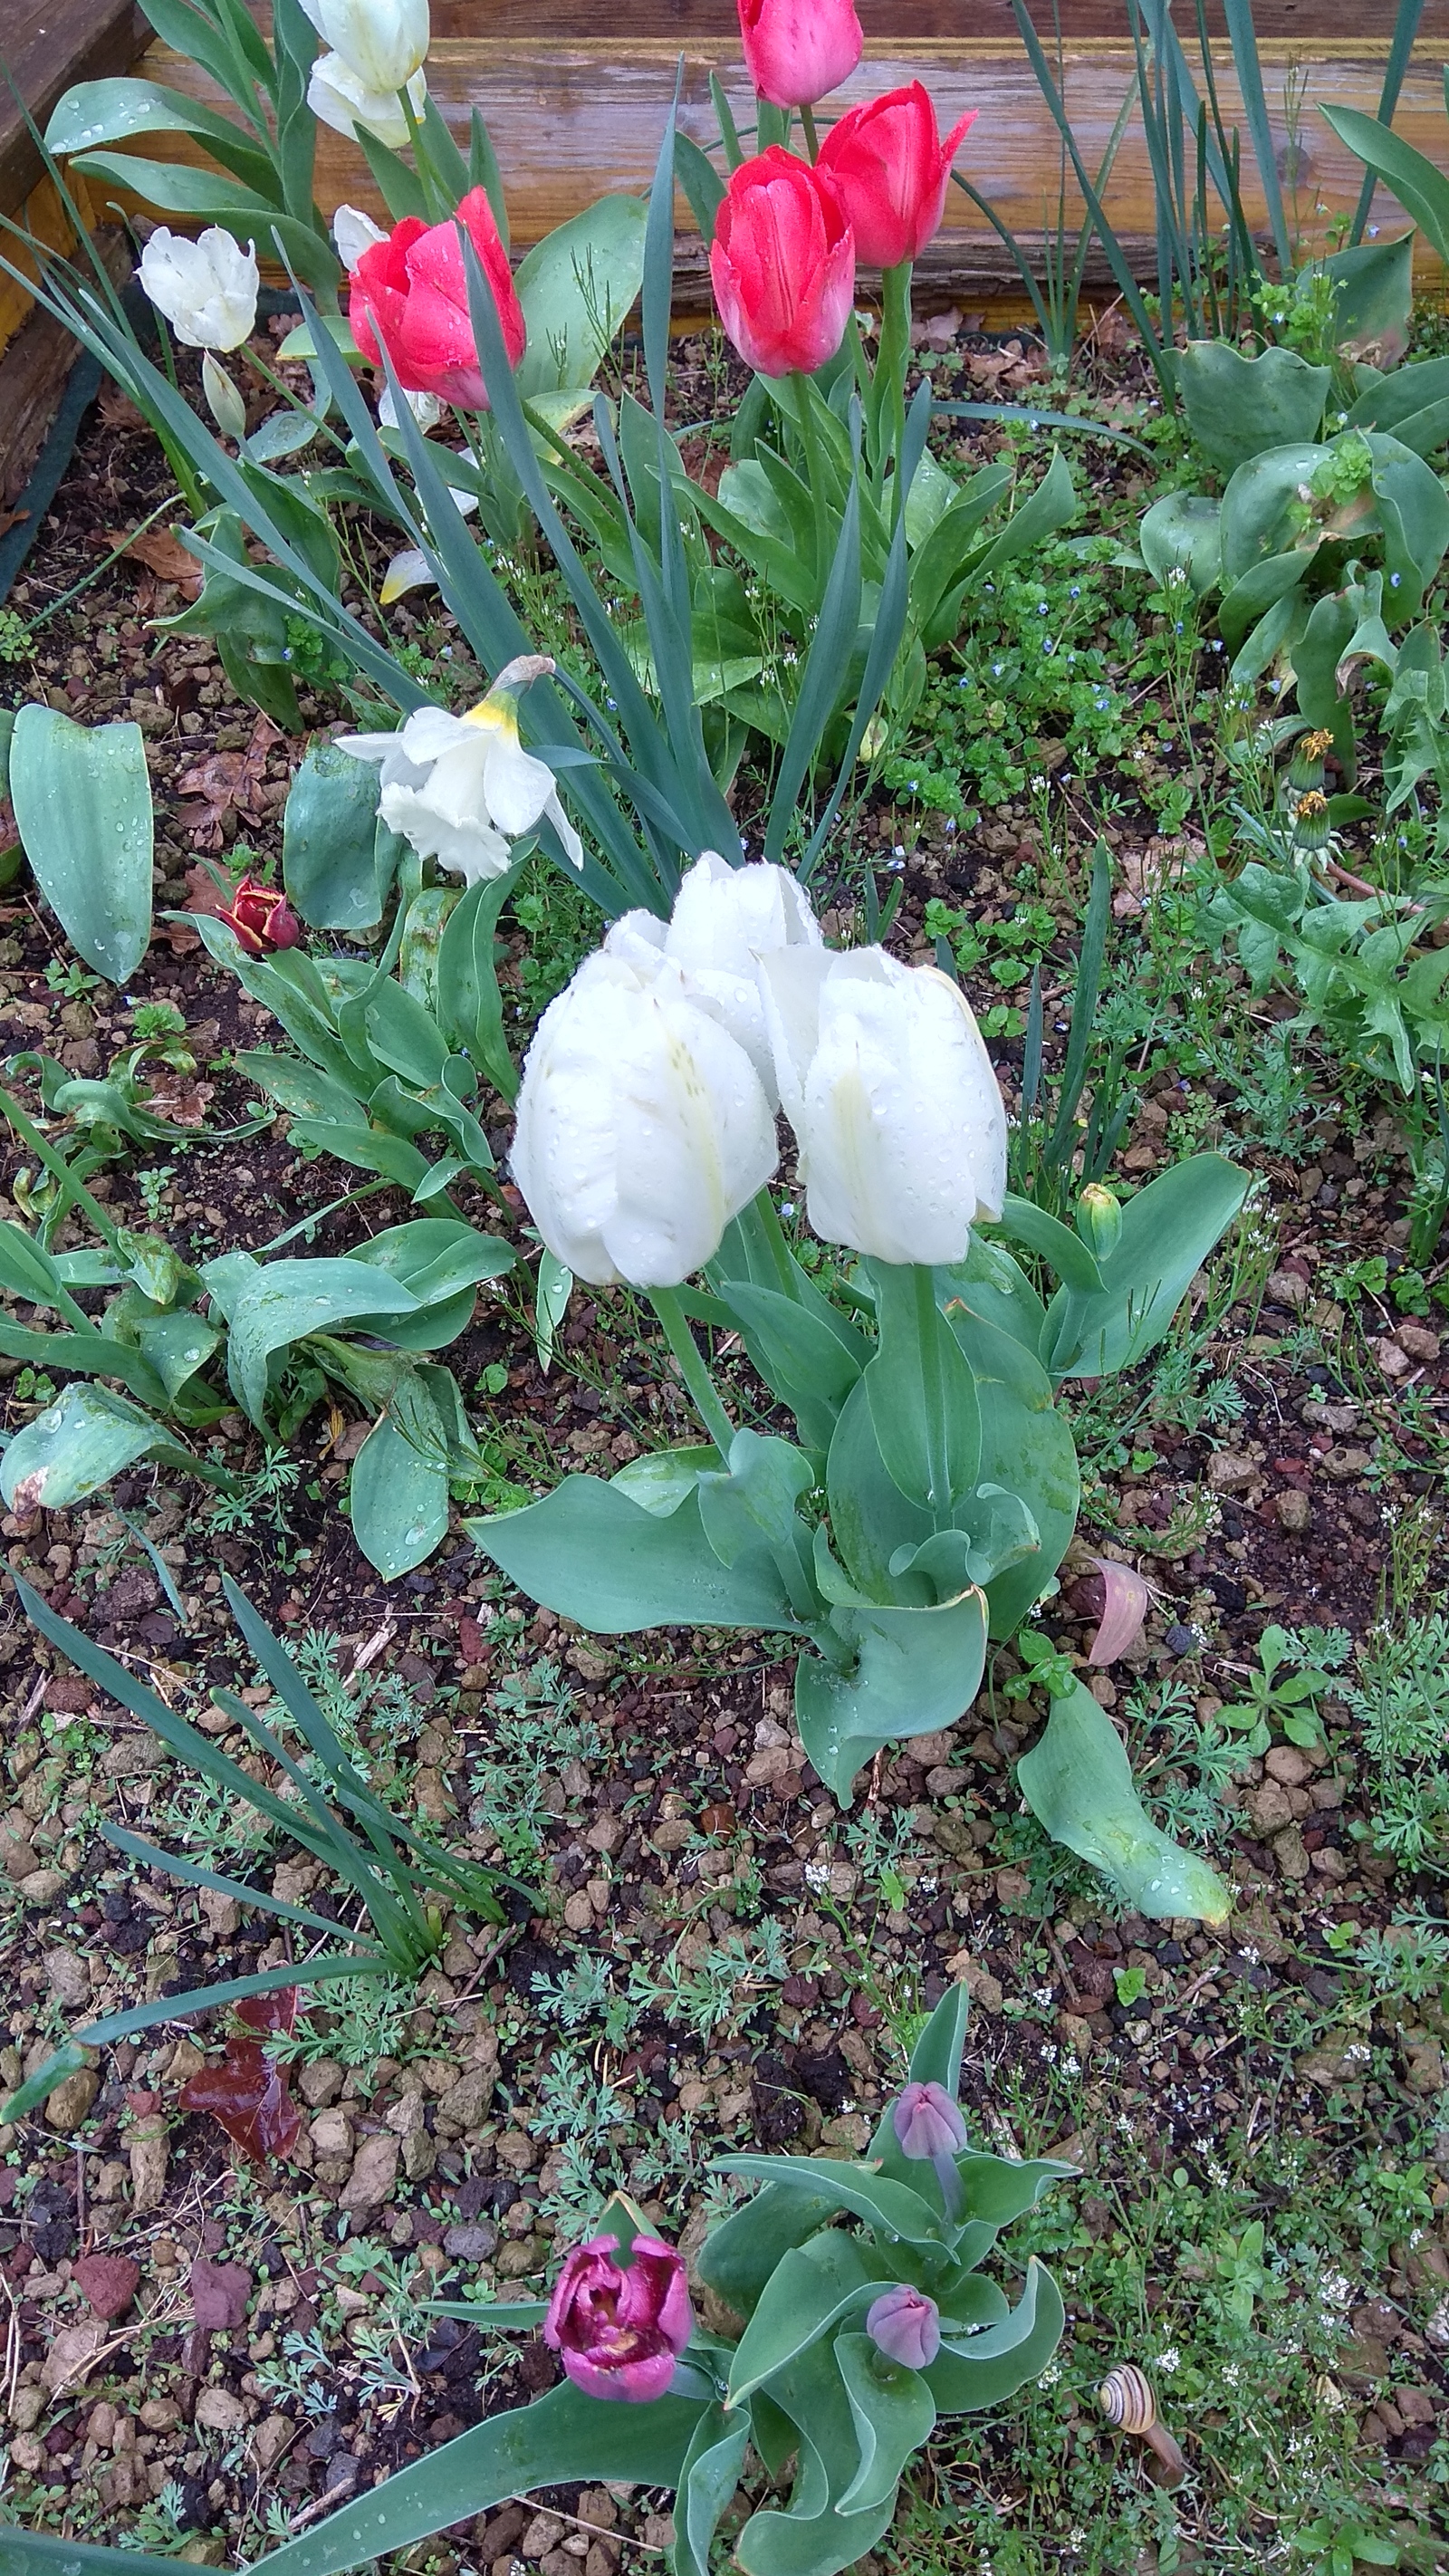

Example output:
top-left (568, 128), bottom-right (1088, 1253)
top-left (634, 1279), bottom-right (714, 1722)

top-left (302, 0), bottom-right (430, 149)
top-left (511, 851), bottom-right (1008, 1287)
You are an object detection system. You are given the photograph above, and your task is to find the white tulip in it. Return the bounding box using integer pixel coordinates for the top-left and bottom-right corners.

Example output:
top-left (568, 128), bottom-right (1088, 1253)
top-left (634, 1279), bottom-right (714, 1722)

top-left (300, 0), bottom-right (429, 92)
top-left (138, 226), bottom-right (258, 351)
top-left (759, 947), bottom-right (1007, 1265)
top-left (308, 51), bottom-right (427, 149)
top-left (512, 950), bottom-right (778, 1286)
top-left (603, 850), bottom-right (821, 1101)
top-left (378, 380), bottom-right (445, 432)
top-left (332, 202), bottom-right (388, 272)
top-left (339, 655), bottom-right (583, 885)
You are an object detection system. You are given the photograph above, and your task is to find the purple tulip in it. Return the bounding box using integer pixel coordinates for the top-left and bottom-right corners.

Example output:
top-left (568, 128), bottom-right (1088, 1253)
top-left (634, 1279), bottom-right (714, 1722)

top-left (892, 2081), bottom-right (968, 2162)
top-left (543, 2230), bottom-right (694, 2402)
top-left (866, 2284), bottom-right (942, 2371)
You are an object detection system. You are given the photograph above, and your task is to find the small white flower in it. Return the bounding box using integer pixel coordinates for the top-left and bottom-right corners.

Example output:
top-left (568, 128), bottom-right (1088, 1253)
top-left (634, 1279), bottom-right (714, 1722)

top-left (340, 653), bottom-right (581, 884)
top-left (138, 226), bottom-right (258, 351)
top-left (1156, 2346), bottom-right (1180, 2373)
top-left (307, 51), bottom-right (427, 149)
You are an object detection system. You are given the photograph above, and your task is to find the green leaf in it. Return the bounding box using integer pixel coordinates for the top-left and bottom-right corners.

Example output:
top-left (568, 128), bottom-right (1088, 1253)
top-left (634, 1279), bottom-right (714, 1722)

top-left (435, 860), bottom-right (526, 1101)
top-left (1016, 1676), bottom-right (1232, 1923)
top-left (44, 75), bottom-right (278, 193)
top-left (995, 1196), bottom-right (1104, 1293)
top-left (925, 2257), bottom-right (1066, 2413)
top-left (1138, 490), bottom-right (1223, 596)
top-left (795, 1586), bottom-right (989, 1805)
top-left (1321, 233), bottom-right (1415, 366)
top-left (283, 741), bottom-right (404, 932)
top-left (733, 2339), bottom-right (896, 2576)
top-left (466, 1476), bottom-right (803, 1633)
top-left (714, 2157), bottom-right (944, 2252)
top-left (8, 707), bottom-right (152, 982)
top-left (1176, 341), bottom-right (1329, 475)
top-left (942, 1298), bottom-right (1078, 1637)
top-left (68, 152), bottom-right (337, 294)
top-left (713, 1277), bottom-right (866, 1450)
top-left (865, 1260), bottom-right (980, 1517)
top-left (514, 196), bottom-right (647, 399)
top-left (350, 1217), bottom-right (514, 1310)
top-left (696, 2178), bottom-right (838, 2321)
top-left (1321, 103), bottom-right (1449, 269)
top-left (226, 1257), bottom-right (423, 1426)
top-left (673, 2407), bottom-right (751, 2576)
top-left (1041, 1153), bottom-right (1248, 1379)
top-left (609, 1445), bottom-right (716, 1515)
top-left (0, 1383), bottom-right (171, 1511)
top-left (833, 2332), bottom-right (936, 2515)
top-left (349, 1408), bottom-right (451, 1579)
top-left (726, 2234), bottom-right (882, 2407)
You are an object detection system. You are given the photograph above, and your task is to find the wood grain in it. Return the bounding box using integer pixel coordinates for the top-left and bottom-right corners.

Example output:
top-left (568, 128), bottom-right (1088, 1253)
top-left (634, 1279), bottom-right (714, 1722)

top-left (0, 0), bottom-right (147, 215)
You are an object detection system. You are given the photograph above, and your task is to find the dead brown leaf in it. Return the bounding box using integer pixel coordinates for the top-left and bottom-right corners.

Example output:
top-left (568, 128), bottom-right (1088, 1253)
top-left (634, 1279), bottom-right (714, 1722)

top-left (175, 713), bottom-right (283, 849)
top-left (0, 509), bottom-right (28, 541)
top-left (143, 1069), bottom-right (216, 1128)
top-left (98, 385), bottom-right (148, 436)
top-left (105, 524), bottom-right (203, 601)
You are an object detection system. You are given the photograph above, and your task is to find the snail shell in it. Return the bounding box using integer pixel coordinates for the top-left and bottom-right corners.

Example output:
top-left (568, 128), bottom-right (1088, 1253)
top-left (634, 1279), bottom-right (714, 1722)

top-left (1098, 2364), bottom-right (1156, 2434)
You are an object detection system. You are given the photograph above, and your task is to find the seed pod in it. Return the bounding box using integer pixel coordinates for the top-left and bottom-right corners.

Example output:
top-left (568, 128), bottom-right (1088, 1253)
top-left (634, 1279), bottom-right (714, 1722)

top-left (1098, 2364), bottom-right (1187, 2487)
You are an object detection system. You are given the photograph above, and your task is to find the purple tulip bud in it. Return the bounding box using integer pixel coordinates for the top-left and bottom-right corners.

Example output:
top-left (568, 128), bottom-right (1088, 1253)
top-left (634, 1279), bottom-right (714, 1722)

top-left (866, 2284), bottom-right (942, 2370)
top-left (892, 2080), bottom-right (967, 2162)
top-left (543, 2230), bottom-right (694, 2402)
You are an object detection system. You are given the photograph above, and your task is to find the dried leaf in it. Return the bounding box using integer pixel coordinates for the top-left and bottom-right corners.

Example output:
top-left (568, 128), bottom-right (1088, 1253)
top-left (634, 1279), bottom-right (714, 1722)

top-left (0, 510), bottom-right (28, 542)
top-left (189, 2254), bottom-right (254, 2330)
top-left (176, 714), bottom-right (283, 849)
top-left (1087, 1556), bottom-right (1152, 1667)
top-left (180, 1987), bottom-right (301, 2165)
top-left (105, 525), bottom-right (203, 599)
top-left (143, 1068), bottom-right (215, 1128)
top-left (98, 386), bottom-right (147, 435)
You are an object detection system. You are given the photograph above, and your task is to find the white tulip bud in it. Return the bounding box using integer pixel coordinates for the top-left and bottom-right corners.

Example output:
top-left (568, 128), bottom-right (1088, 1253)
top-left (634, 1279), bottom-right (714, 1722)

top-left (307, 51), bottom-right (427, 148)
top-left (511, 950), bottom-right (779, 1287)
top-left (603, 850), bottom-right (822, 1102)
top-left (760, 946), bottom-right (1007, 1265)
top-left (138, 226), bottom-right (258, 351)
top-left (299, 0), bottom-right (429, 93)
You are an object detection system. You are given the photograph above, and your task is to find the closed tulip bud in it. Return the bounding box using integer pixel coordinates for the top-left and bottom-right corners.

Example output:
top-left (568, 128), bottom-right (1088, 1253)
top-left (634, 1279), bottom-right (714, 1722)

top-left (299, 0), bottom-right (429, 93)
top-left (1076, 1182), bottom-right (1122, 1260)
top-left (759, 947), bottom-right (1007, 1265)
top-left (866, 2285), bottom-right (942, 2370)
top-left (347, 188), bottom-right (524, 407)
top-left (544, 2229), bottom-right (694, 2402)
top-left (340, 654), bottom-right (581, 885)
top-left (307, 50), bottom-right (427, 148)
top-left (893, 2080), bottom-right (967, 2161)
top-left (710, 149), bottom-right (855, 379)
top-left (604, 851), bottom-right (822, 1102)
top-left (138, 226), bottom-right (258, 351)
top-left (817, 82), bottom-right (976, 269)
top-left (511, 948), bottom-right (779, 1288)
top-left (217, 876), bottom-right (301, 957)
top-left (737, 0), bottom-right (863, 109)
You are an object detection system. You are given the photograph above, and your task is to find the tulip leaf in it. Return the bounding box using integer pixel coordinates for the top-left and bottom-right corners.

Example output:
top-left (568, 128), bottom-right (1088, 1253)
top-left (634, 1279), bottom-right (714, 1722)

top-left (794, 1585), bottom-right (989, 1805)
top-left (1176, 340), bottom-right (1331, 475)
top-left (8, 706), bottom-right (152, 983)
top-left (466, 1476), bottom-right (806, 1634)
top-left (0, 1383), bottom-right (186, 1514)
top-left (673, 2406), bottom-right (752, 2576)
top-left (734, 2339), bottom-right (897, 2576)
top-left (925, 2258), bottom-right (1066, 2415)
top-left (436, 860), bottom-right (527, 1101)
top-left (44, 75), bottom-right (279, 193)
top-left (1041, 1152), bottom-right (1249, 1380)
top-left (865, 1260), bottom-right (981, 1518)
top-left (1017, 1676), bottom-right (1233, 1924)
top-left (283, 741), bottom-right (405, 931)
top-left (726, 2235), bottom-right (884, 2408)
top-left (834, 2333), bottom-right (937, 2516)
top-left (226, 1258), bottom-right (425, 1427)
top-left (715, 2157), bottom-right (944, 2252)
top-left (713, 1278), bottom-right (866, 1449)
top-left (942, 1301), bottom-right (1079, 1637)
top-left (609, 1446), bottom-right (717, 1515)
top-left (515, 195), bottom-right (648, 399)
top-left (349, 1410), bottom-right (451, 1581)
top-left (696, 2178), bottom-right (838, 2321)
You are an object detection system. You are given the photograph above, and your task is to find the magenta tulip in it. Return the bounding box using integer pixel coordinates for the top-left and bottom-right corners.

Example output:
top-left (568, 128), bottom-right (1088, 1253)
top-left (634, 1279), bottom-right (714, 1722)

top-left (866, 2285), bottom-right (942, 2370)
top-left (348, 187), bottom-right (525, 409)
top-left (893, 2080), bottom-right (968, 2162)
top-left (737, 0), bottom-right (863, 110)
top-left (817, 82), bottom-right (977, 268)
top-left (543, 2231), bottom-right (694, 2402)
top-left (710, 149), bottom-right (855, 379)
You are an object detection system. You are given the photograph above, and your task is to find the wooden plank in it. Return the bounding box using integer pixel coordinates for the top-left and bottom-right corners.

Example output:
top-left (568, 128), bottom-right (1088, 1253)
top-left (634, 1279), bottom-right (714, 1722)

top-left (131, 34), bottom-right (1449, 296)
top-left (0, 0), bottom-right (148, 216)
top-left (0, 223), bottom-right (130, 503)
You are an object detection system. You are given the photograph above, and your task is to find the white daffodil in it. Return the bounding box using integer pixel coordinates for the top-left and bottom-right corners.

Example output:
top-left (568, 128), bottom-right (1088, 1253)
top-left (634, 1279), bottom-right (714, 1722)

top-left (511, 949), bottom-right (778, 1286)
top-left (339, 654), bottom-right (582, 884)
top-left (603, 849), bottom-right (821, 1101)
top-left (759, 945), bottom-right (1007, 1264)
top-left (299, 0), bottom-right (429, 93)
top-left (308, 50), bottom-right (427, 149)
top-left (137, 226), bottom-right (258, 351)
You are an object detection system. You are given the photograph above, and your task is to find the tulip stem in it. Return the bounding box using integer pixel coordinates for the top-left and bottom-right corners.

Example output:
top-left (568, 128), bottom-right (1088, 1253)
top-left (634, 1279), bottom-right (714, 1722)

top-left (648, 1288), bottom-right (734, 1461)
top-left (878, 263), bottom-right (913, 526)
top-left (800, 103), bottom-right (820, 163)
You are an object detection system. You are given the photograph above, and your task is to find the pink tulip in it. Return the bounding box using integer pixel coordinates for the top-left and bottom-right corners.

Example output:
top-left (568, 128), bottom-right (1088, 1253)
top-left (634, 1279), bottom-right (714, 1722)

top-left (737, 0), bottom-right (863, 110)
top-left (217, 876), bottom-right (301, 957)
top-left (866, 2284), bottom-right (942, 2369)
top-left (543, 2231), bottom-right (694, 2402)
top-left (817, 82), bottom-right (976, 269)
top-left (893, 2080), bottom-right (967, 2162)
top-left (710, 149), bottom-right (855, 379)
top-left (348, 187), bottom-right (525, 409)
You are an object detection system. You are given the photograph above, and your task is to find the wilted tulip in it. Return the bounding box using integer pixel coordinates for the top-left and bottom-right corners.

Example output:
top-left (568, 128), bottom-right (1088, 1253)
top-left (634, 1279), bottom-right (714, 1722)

top-left (710, 149), bottom-right (855, 379)
top-left (138, 226), bottom-right (258, 351)
top-left (543, 2230), bottom-right (695, 2401)
top-left (511, 948), bottom-right (778, 1288)
top-left (866, 2285), bottom-right (942, 2370)
top-left (299, 0), bottom-right (429, 93)
top-left (604, 851), bottom-right (822, 1101)
top-left (340, 654), bottom-right (581, 885)
top-left (217, 876), bottom-right (301, 957)
top-left (759, 947), bottom-right (1007, 1264)
top-left (817, 82), bottom-right (976, 268)
top-left (307, 50), bottom-right (427, 149)
top-left (737, 0), bottom-right (863, 109)
top-left (347, 188), bottom-right (524, 407)
top-left (893, 2079), bottom-right (968, 2162)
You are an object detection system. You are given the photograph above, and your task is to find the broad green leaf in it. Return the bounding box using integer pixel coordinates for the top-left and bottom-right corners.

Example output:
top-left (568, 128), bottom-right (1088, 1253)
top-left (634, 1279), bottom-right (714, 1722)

top-left (467, 1477), bottom-right (804, 1633)
top-left (696, 2178), bottom-right (837, 2320)
top-left (1041, 1152), bottom-right (1248, 1379)
top-left (0, 1383), bottom-right (168, 1511)
top-left (925, 2257), bottom-right (1066, 2414)
top-left (65, 152), bottom-right (338, 293)
top-left (1138, 490), bottom-right (1223, 596)
top-left (726, 2235), bottom-right (881, 2407)
top-left (1176, 341), bottom-right (1329, 475)
top-left (1219, 441), bottom-right (1336, 591)
top-left (1017, 1676), bottom-right (1232, 1923)
top-left (1321, 102), bottom-right (1449, 269)
top-left (696, 1432), bottom-right (815, 1593)
top-left (44, 75), bottom-right (277, 192)
top-left (714, 1277), bottom-right (866, 1450)
top-left (350, 1218), bottom-right (514, 1309)
top-left (435, 859), bottom-right (526, 1101)
top-left (834, 2332), bottom-right (936, 2515)
top-left (226, 1257), bottom-right (423, 1425)
top-left (865, 1260), bottom-right (980, 1517)
top-left (795, 1586), bottom-right (989, 1805)
top-left (283, 741), bottom-right (404, 931)
top-left (349, 1409), bottom-right (451, 1579)
top-left (609, 1445), bottom-right (716, 1515)
top-left (364, 977), bottom-right (452, 1091)
top-left (1320, 233), bottom-right (1415, 366)
top-left (134, 1308), bottom-right (221, 1400)
top-left (734, 2338), bottom-right (896, 2576)
top-left (8, 707), bottom-right (152, 982)
top-left (673, 2407), bottom-right (751, 2576)
top-left (715, 2157), bottom-right (944, 2251)
top-left (515, 195), bottom-right (647, 398)
top-left (942, 1300), bottom-right (1078, 1637)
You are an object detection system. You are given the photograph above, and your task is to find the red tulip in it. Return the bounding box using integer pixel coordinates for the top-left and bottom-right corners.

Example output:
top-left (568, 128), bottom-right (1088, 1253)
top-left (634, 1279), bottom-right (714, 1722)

top-left (817, 82), bottom-right (976, 268)
top-left (737, 0), bottom-right (863, 110)
top-left (543, 2229), bottom-right (694, 2402)
top-left (218, 875), bottom-right (301, 956)
top-left (348, 187), bottom-right (525, 409)
top-left (710, 149), bottom-right (855, 380)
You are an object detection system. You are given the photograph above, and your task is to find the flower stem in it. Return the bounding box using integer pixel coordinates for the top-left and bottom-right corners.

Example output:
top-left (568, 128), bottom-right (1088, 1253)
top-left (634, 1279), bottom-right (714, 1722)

top-left (788, 372), bottom-right (833, 591)
top-left (876, 260), bottom-right (914, 523)
top-left (648, 1287), bottom-right (734, 1460)
top-left (800, 103), bottom-right (820, 163)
